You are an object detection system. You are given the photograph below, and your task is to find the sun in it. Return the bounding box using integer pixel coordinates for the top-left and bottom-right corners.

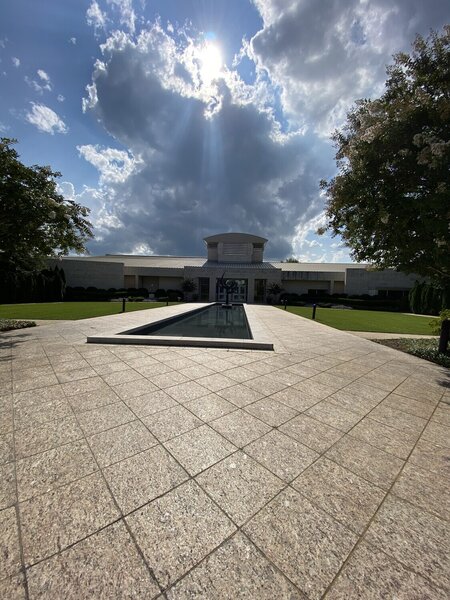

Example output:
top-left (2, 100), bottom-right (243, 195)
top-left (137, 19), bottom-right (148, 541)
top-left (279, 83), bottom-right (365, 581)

top-left (198, 42), bottom-right (223, 83)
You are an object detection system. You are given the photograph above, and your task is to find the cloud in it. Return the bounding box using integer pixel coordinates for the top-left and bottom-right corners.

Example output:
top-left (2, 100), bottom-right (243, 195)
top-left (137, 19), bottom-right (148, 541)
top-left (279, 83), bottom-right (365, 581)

top-left (77, 2), bottom-right (449, 260)
top-left (77, 144), bottom-right (143, 184)
top-left (107, 0), bottom-right (136, 34)
top-left (80, 23), bottom-right (333, 257)
top-left (249, 0), bottom-right (450, 134)
top-left (86, 0), bottom-right (107, 33)
top-left (11, 57), bottom-right (20, 67)
top-left (57, 94), bottom-right (65, 102)
top-left (25, 102), bottom-right (67, 134)
top-left (69, 37), bottom-right (77, 45)
top-left (25, 69), bottom-right (52, 93)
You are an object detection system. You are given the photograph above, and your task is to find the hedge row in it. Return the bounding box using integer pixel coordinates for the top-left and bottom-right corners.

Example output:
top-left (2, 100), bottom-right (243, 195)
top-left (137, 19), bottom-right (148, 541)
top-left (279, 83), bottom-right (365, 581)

top-left (1, 266), bottom-right (66, 304)
top-left (278, 292), bottom-right (409, 312)
top-left (64, 287), bottom-right (184, 301)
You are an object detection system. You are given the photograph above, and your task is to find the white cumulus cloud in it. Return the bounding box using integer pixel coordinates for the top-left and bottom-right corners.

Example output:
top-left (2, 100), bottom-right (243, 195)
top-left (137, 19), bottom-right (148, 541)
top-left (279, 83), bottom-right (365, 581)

top-left (77, 144), bottom-right (143, 184)
top-left (11, 57), bottom-right (20, 67)
top-left (25, 102), bottom-right (67, 134)
top-left (87, 1), bottom-right (107, 33)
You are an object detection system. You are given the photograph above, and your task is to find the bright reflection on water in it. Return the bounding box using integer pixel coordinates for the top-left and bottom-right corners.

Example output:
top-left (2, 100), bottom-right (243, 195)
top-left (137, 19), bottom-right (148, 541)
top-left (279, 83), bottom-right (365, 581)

top-left (133, 304), bottom-right (252, 339)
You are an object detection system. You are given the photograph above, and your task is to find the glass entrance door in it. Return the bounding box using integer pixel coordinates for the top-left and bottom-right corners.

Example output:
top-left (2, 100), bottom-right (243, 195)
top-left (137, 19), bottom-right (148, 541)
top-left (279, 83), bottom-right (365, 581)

top-left (216, 279), bottom-right (248, 303)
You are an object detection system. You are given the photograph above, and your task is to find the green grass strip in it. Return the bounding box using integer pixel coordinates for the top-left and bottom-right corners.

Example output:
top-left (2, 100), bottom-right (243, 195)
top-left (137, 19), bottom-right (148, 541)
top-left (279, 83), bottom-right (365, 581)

top-left (0, 302), bottom-right (181, 321)
top-left (279, 305), bottom-right (437, 335)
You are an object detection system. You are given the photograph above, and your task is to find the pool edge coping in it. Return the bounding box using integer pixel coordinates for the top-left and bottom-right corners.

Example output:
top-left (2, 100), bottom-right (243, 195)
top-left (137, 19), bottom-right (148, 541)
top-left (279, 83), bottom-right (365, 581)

top-left (86, 303), bottom-right (274, 351)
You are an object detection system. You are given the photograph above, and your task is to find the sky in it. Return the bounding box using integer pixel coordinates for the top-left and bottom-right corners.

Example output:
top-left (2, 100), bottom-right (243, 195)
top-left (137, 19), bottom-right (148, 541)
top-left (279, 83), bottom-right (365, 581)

top-left (0, 1), bottom-right (448, 261)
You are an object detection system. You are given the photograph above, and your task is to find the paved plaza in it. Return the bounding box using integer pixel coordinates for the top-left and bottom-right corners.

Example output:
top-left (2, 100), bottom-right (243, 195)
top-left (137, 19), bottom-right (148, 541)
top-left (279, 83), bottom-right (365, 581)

top-left (0, 304), bottom-right (449, 599)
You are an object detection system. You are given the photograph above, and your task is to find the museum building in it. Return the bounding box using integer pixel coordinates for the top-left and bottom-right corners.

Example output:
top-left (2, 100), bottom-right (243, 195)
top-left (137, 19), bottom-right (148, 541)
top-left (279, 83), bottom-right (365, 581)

top-left (53, 232), bottom-right (419, 303)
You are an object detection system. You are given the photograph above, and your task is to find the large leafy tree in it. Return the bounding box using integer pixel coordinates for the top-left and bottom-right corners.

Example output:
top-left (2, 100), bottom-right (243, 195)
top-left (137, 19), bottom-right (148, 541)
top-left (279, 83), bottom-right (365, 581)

top-left (320, 28), bottom-right (450, 286)
top-left (0, 138), bottom-right (93, 275)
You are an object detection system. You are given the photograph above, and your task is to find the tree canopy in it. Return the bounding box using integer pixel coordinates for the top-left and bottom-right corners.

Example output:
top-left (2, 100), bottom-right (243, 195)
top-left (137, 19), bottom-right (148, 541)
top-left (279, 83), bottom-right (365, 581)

top-left (0, 138), bottom-right (93, 274)
top-left (320, 28), bottom-right (450, 286)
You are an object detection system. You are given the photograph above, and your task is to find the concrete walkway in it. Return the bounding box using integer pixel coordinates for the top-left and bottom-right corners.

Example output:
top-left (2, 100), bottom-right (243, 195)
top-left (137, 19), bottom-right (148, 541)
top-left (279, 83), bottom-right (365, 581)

top-left (0, 305), bottom-right (449, 599)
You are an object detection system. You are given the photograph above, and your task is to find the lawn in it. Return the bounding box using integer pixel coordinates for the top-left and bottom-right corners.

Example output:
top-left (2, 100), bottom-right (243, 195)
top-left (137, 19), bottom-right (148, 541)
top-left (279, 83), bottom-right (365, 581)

top-left (279, 305), bottom-right (437, 335)
top-left (0, 301), bottom-right (181, 321)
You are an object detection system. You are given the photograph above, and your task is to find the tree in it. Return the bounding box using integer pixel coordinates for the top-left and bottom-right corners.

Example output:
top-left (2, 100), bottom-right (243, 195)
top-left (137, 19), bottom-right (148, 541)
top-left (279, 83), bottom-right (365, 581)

top-left (283, 257), bottom-right (299, 263)
top-left (0, 138), bottom-right (93, 276)
top-left (320, 28), bottom-right (450, 287)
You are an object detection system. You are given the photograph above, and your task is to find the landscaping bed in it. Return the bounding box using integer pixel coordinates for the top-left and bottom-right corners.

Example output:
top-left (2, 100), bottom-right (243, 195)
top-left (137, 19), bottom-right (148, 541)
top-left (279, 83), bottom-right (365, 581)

top-left (374, 338), bottom-right (450, 368)
top-left (0, 319), bottom-right (36, 332)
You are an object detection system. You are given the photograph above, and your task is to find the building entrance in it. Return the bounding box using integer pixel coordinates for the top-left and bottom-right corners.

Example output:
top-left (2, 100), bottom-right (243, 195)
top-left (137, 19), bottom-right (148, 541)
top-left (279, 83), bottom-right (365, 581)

top-left (216, 279), bottom-right (248, 303)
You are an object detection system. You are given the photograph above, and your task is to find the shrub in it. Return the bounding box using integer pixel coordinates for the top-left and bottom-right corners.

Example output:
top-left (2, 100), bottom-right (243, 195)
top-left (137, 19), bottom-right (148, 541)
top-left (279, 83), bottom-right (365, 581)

top-left (154, 289), bottom-right (167, 299)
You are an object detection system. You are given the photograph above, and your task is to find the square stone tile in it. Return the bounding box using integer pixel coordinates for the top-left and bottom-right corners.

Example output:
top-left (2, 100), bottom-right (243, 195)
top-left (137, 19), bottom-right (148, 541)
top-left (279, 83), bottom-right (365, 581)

top-left (93, 361), bottom-right (130, 376)
top-left (293, 379), bottom-right (335, 401)
top-left (67, 388), bottom-right (120, 413)
top-left (142, 405), bottom-right (202, 441)
top-left (135, 362), bottom-right (173, 377)
top-left (391, 462), bottom-right (450, 521)
top-left (365, 496), bottom-right (450, 591)
top-left (269, 387), bottom-right (320, 412)
top-left (112, 378), bottom-right (159, 401)
top-left (0, 409), bottom-right (13, 435)
top-left (293, 457), bottom-right (385, 534)
top-left (171, 417), bottom-right (231, 463)
top-left (381, 393), bottom-right (436, 419)
top-left (422, 421), bottom-right (450, 448)
top-left (14, 415), bottom-right (83, 459)
top-left (0, 432), bottom-right (14, 465)
top-left (21, 471), bottom-right (119, 565)
top-left (394, 379), bottom-right (443, 403)
top-left (102, 369), bottom-right (144, 387)
top-left (179, 364), bottom-right (216, 380)
top-left (27, 521), bottom-right (160, 599)
top-left (127, 480), bottom-right (236, 588)
top-left (88, 420), bottom-right (158, 467)
top-left (17, 438), bottom-right (97, 501)
top-left (244, 487), bottom-right (357, 600)
top-left (0, 462), bottom-right (16, 509)
top-left (244, 375), bottom-right (287, 396)
top-left (184, 393), bottom-right (236, 422)
top-left (280, 414), bottom-right (343, 453)
top-left (264, 368), bottom-right (305, 386)
top-left (326, 436), bottom-right (404, 490)
top-left (210, 410), bottom-right (271, 447)
top-left (61, 376), bottom-right (109, 397)
top-left (216, 384), bottom-right (265, 407)
top-left (0, 574), bottom-right (27, 600)
top-left (13, 373), bottom-right (59, 392)
top-left (327, 384), bottom-right (387, 416)
top-left (327, 541), bottom-right (447, 600)
top-left (76, 402), bottom-right (135, 436)
top-left (56, 366), bottom-right (98, 384)
top-left (14, 397), bottom-right (72, 430)
top-left (409, 438), bottom-right (450, 479)
top-left (309, 372), bottom-right (353, 392)
top-left (123, 389), bottom-right (178, 417)
top-left (196, 452), bottom-right (284, 525)
top-left (244, 429), bottom-right (319, 482)
top-left (244, 397), bottom-right (298, 427)
top-left (103, 444), bottom-right (188, 513)
top-left (147, 371), bottom-right (189, 390)
top-left (0, 507), bottom-right (21, 578)
top-left (166, 381), bottom-right (210, 403)
top-left (305, 400), bottom-right (361, 433)
top-left (222, 366), bottom-right (256, 383)
top-left (167, 532), bottom-right (305, 599)
top-left (369, 404), bottom-right (427, 434)
top-left (432, 404), bottom-right (450, 427)
top-left (349, 417), bottom-right (419, 459)
top-left (196, 373), bottom-right (236, 393)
